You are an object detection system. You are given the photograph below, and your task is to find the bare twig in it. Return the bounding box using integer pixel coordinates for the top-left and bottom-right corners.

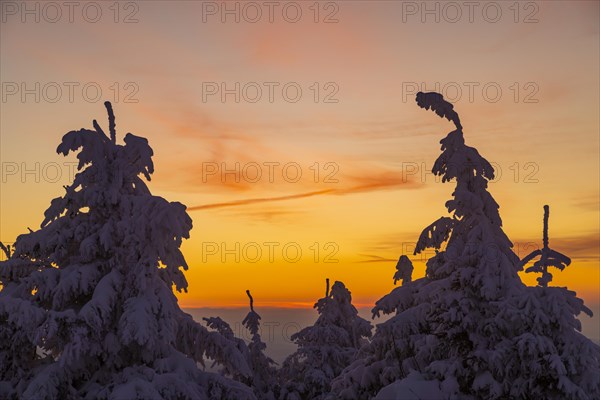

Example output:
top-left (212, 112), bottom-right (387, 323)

top-left (543, 204), bottom-right (549, 249)
top-left (104, 101), bottom-right (116, 144)
top-left (0, 242), bottom-right (11, 259)
top-left (246, 289), bottom-right (254, 312)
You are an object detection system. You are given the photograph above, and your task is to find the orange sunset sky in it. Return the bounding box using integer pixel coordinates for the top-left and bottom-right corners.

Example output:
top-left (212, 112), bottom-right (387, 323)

top-left (1, 1), bottom-right (598, 317)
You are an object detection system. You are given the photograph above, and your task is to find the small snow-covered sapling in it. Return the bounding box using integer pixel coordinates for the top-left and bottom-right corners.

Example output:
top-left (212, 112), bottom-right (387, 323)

top-left (393, 255), bottom-right (413, 285)
top-left (519, 205), bottom-right (571, 287)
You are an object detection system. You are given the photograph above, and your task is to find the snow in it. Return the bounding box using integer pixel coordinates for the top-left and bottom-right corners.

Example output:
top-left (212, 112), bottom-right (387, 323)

top-left (280, 280), bottom-right (372, 399)
top-left (331, 92), bottom-right (600, 399)
top-left (374, 372), bottom-right (450, 400)
top-left (1, 95), bottom-right (598, 399)
top-left (0, 102), bottom-right (255, 400)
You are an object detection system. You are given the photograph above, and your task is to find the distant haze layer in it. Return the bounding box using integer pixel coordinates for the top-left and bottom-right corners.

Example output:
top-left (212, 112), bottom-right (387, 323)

top-left (186, 305), bottom-right (600, 364)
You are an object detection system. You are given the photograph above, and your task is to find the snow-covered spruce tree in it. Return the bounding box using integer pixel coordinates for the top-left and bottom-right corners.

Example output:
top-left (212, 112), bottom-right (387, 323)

top-left (330, 253), bottom-right (427, 399)
top-left (509, 204), bottom-right (597, 398)
top-left (332, 92), bottom-right (600, 400)
top-left (197, 290), bottom-right (280, 399)
top-left (0, 102), bottom-right (255, 400)
top-left (242, 290), bottom-right (279, 400)
top-left (201, 316), bottom-right (252, 379)
top-left (280, 279), bottom-right (372, 400)
top-left (0, 241), bottom-right (45, 398)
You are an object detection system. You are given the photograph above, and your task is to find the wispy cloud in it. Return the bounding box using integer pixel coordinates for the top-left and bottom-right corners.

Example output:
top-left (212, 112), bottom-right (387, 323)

top-left (354, 254), bottom-right (398, 264)
top-left (224, 207), bottom-right (302, 223)
top-left (188, 172), bottom-right (421, 211)
top-left (516, 233), bottom-right (600, 262)
top-left (570, 195), bottom-right (600, 212)
top-left (188, 189), bottom-right (335, 211)
top-left (362, 231), bottom-right (600, 263)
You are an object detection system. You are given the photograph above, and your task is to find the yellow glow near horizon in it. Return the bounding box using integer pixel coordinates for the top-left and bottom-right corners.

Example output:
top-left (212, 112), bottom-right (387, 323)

top-left (0, 2), bottom-right (598, 313)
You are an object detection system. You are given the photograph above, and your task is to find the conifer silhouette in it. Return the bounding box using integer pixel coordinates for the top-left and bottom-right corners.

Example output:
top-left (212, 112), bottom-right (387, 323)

top-left (519, 205), bottom-right (571, 287)
top-left (0, 102), bottom-right (255, 400)
top-left (332, 93), bottom-right (599, 400)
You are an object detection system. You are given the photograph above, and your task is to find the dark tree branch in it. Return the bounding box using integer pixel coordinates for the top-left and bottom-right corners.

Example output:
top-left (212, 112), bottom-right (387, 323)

top-left (543, 204), bottom-right (549, 249)
top-left (246, 289), bottom-right (254, 312)
top-left (0, 242), bottom-right (11, 259)
top-left (104, 101), bottom-right (116, 144)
